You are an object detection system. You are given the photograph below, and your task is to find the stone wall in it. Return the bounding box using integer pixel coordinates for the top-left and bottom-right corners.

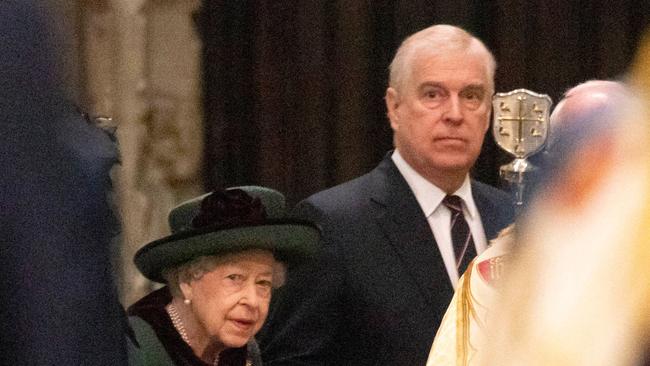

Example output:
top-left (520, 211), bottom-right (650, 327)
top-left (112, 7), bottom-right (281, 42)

top-left (71, 0), bottom-right (204, 305)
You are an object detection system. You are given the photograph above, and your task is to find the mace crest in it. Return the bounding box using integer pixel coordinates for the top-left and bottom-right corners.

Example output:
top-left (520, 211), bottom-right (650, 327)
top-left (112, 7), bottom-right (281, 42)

top-left (492, 89), bottom-right (552, 207)
top-left (492, 89), bottom-right (552, 158)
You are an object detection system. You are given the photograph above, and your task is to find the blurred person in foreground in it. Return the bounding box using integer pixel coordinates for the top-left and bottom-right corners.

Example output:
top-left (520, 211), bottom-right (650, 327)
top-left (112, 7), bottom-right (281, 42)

top-left (258, 24), bottom-right (514, 365)
top-left (126, 186), bottom-right (320, 365)
top-left (0, 1), bottom-right (127, 364)
top-left (426, 79), bottom-right (635, 365)
top-left (479, 88), bottom-right (650, 364)
top-left (478, 30), bottom-right (650, 366)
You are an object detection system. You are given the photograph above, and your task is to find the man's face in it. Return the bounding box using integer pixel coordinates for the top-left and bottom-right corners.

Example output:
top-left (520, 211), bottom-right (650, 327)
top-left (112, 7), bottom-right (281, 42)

top-left (182, 249), bottom-right (275, 350)
top-left (386, 48), bottom-right (492, 187)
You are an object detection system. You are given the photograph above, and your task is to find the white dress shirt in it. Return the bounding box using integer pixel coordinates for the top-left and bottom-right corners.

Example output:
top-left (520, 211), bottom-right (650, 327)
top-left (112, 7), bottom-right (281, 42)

top-left (392, 150), bottom-right (488, 289)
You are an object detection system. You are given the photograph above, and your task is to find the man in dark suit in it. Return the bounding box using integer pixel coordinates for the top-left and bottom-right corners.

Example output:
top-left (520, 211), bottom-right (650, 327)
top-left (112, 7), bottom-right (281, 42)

top-left (258, 24), bottom-right (515, 365)
top-left (0, 2), bottom-right (127, 364)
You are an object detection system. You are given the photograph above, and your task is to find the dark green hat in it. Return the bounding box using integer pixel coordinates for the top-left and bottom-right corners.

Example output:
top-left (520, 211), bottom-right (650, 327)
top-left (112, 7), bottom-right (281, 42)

top-left (134, 186), bottom-right (320, 283)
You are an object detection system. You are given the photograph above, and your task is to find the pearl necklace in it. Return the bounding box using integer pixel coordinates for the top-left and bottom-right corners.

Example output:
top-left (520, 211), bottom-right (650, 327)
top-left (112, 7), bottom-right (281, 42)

top-left (167, 303), bottom-right (221, 365)
top-left (167, 303), bottom-right (191, 346)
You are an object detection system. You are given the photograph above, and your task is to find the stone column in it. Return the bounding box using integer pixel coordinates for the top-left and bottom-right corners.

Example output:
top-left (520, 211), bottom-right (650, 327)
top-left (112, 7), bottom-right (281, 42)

top-left (80, 0), bottom-right (204, 305)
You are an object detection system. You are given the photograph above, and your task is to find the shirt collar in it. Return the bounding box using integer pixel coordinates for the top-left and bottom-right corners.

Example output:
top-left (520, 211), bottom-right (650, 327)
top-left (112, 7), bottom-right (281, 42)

top-left (392, 150), bottom-right (476, 219)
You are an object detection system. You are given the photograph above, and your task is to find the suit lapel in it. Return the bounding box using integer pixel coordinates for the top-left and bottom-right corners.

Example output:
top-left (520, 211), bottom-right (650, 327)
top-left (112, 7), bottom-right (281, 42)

top-left (472, 182), bottom-right (503, 240)
top-left (370, 157), bottom-right (454, 307)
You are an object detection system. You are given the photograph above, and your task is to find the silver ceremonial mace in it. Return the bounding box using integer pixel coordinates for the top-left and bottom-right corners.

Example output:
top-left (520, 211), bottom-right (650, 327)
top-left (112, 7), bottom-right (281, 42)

top-left (492, 88), bottom-right (552, 208)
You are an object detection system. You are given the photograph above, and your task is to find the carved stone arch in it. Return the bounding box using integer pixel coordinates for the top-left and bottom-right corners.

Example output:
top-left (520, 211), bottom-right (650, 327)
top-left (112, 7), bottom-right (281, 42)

top-left (139, 0), bottom-right (201, 13)
top-left (80, 0), bottom-right (114, 12)
top-left (75, 0), bottom-right (204, 305)
top-left (72, 0), bottom-right (206, 305)
top-left (79, 0), bottom-right (118, 115)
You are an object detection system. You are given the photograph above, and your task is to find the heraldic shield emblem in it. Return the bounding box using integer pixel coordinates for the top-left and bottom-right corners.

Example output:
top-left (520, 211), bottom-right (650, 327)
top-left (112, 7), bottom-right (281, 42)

top-left (492, 89), bottom-right (552, 159)
top-left (492, 89), bottom-right (552, 207)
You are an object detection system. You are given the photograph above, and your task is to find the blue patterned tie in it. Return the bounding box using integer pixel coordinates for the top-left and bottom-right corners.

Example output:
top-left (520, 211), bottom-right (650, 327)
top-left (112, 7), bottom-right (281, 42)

top-left (442, 195), bottom-right (476, 275)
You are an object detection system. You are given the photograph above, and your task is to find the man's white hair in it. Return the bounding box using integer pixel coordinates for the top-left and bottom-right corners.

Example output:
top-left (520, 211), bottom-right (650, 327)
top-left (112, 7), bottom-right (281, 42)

top-left (388, 24), bottom-right (496, 93)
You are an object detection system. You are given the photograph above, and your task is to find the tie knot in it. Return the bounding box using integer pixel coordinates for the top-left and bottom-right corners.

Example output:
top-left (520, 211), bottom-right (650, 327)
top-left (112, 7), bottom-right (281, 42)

top-left (442, 195), bottom-right (463, 213)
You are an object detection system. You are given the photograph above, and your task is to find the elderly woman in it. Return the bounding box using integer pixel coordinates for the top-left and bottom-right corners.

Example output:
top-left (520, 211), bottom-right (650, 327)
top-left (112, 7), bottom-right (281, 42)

top-left (126, 186), bottom-right (320, 365)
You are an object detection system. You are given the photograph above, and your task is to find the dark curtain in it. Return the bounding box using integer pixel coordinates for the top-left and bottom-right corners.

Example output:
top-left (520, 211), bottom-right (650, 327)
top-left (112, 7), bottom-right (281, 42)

top-left (196, 0), bottom-right (649, 205)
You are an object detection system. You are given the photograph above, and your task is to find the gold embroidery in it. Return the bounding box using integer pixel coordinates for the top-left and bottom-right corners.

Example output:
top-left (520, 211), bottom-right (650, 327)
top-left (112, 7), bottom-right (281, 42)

top-left (456, 259), bottom-right (477, 366)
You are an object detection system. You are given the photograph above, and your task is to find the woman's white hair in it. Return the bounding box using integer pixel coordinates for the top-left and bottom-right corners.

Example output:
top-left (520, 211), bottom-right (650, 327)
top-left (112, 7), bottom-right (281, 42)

top-left (162, 250), bottom-right (287, 299)
top-left (388, 24), bottom-right (496, 93)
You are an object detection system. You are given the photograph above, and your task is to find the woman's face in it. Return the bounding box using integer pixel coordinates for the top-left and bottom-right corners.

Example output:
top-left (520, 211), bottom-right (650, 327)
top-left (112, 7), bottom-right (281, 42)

top-left (180, 249), bottom-right (276, 349)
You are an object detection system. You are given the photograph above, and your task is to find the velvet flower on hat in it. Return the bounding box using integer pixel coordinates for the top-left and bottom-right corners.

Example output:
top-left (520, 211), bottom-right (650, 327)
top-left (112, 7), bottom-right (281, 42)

top-left (191, 189), bottom-right (267, 229)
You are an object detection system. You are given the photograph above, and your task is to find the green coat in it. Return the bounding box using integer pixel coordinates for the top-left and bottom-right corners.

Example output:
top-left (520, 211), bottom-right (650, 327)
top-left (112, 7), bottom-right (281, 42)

top-left (127, 315), bottom-right (262, 366)
top-left (128, 316), bottom-right (175, 365)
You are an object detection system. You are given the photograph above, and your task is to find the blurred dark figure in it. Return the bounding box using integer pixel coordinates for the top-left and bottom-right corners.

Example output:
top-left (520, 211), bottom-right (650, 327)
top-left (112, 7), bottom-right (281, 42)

top-left (0, 1), bottom-right (127, 365)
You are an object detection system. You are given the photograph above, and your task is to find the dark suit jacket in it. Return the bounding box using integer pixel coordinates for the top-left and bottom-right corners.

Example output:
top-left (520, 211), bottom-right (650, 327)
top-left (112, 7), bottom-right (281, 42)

top-left (0, 2), bottom-right (127, 364)
top-left (258, 155), bottom-right (515, 365)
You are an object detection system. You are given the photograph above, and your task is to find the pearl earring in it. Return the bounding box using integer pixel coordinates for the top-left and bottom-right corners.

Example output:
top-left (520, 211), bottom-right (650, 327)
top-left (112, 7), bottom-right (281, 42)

top-left (184, 298), bottom-right (191, 305)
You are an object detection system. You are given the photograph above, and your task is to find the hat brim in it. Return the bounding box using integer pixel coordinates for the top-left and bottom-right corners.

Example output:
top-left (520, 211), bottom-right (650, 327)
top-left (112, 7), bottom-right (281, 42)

top-left (134, 220), bottom-right (321, 283)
